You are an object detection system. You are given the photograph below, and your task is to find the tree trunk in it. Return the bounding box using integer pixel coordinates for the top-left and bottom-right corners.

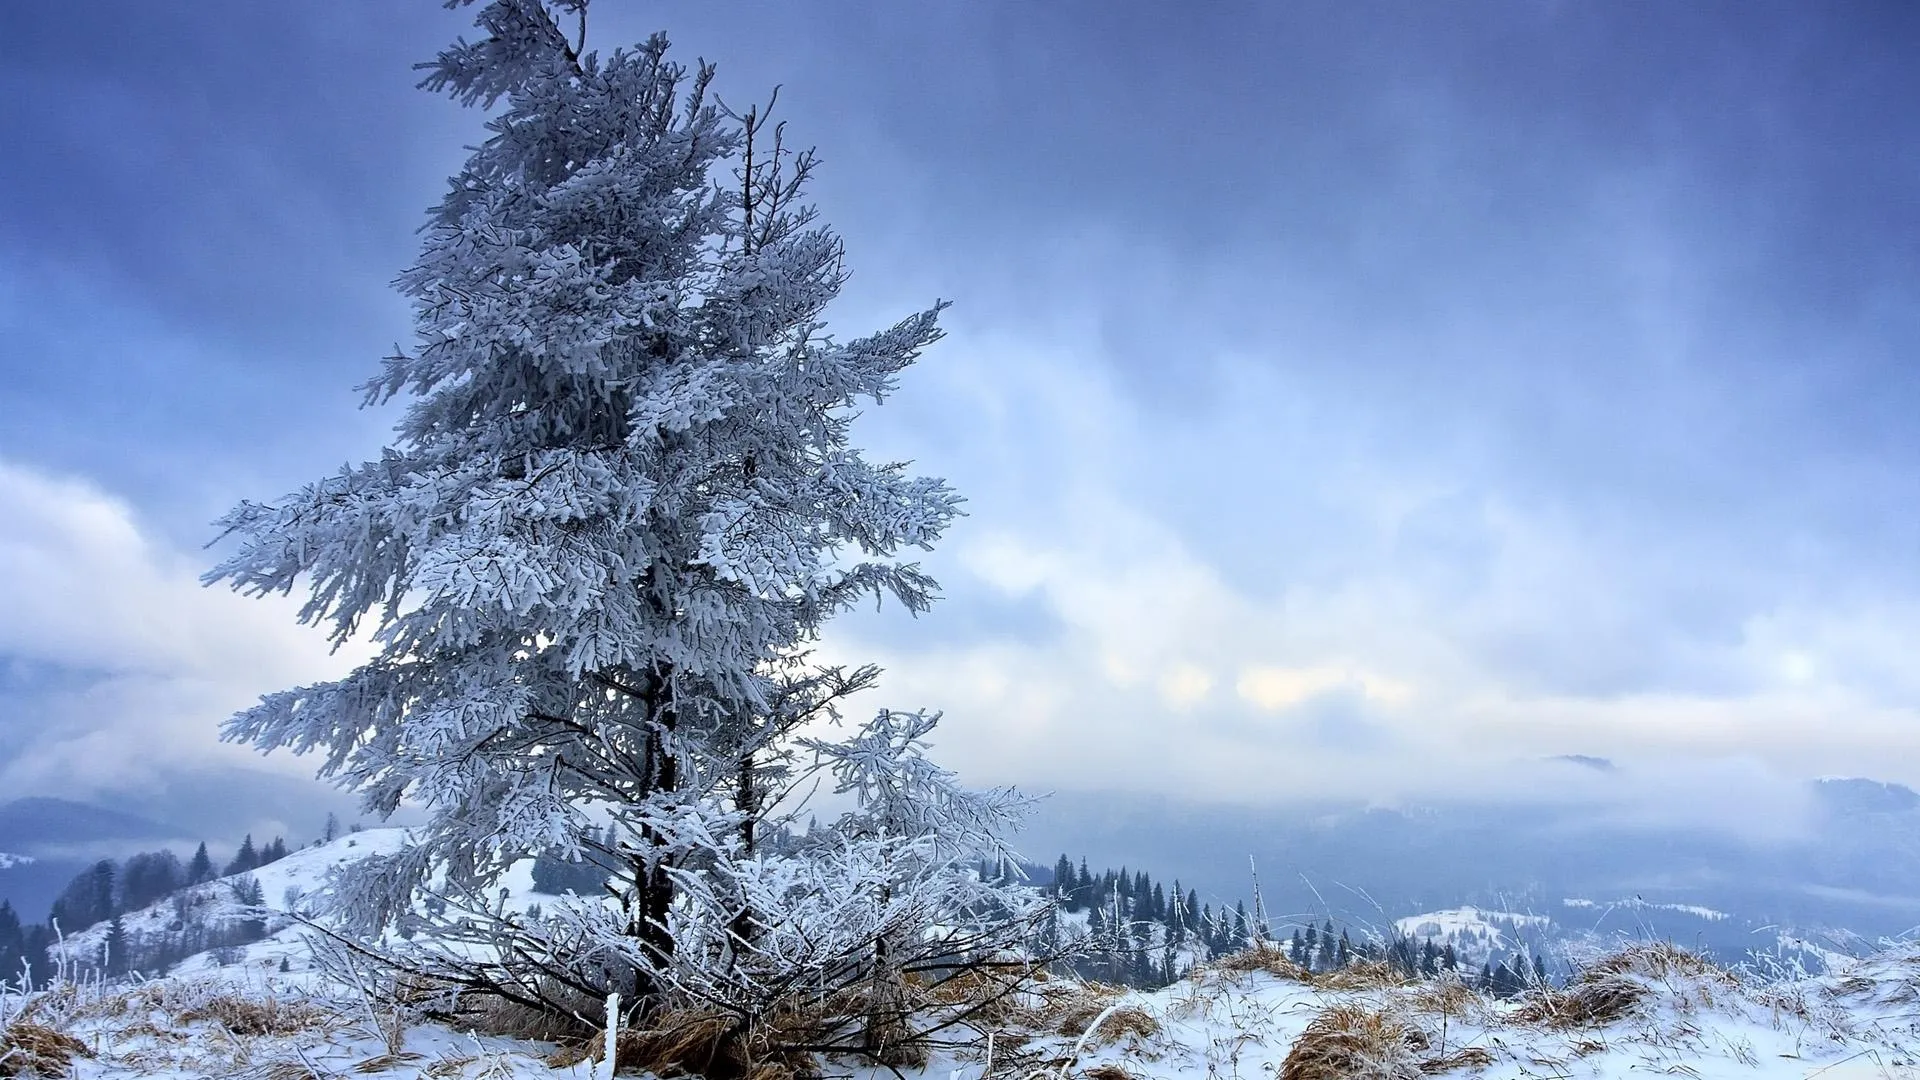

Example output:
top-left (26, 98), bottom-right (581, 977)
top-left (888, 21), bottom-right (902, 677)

top-left (628, 665), bottom-right (680, 1007)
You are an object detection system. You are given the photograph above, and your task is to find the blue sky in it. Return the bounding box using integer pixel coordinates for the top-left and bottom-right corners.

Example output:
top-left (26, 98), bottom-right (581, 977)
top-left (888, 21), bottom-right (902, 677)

top-left (3, 1), bottom-right (1918, 839)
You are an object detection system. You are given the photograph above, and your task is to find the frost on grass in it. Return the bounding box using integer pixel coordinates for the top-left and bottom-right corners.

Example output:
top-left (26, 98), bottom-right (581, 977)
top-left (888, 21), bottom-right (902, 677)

top-left (17, 936), bottom-right (1920, 1079)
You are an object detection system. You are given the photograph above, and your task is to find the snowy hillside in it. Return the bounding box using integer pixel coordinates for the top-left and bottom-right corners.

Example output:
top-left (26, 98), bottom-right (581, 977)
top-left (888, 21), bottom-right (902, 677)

top-left (7, 828), bottom-right (1920, 1078)
top-left (13, 922), bottom-right (1920, 1078)
top-left (1393, 907), bottom-right (1552, 969)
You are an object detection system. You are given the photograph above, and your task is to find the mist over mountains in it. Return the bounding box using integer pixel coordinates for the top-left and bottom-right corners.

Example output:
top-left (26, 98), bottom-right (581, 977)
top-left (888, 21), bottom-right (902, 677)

top-left (9, 766), bottom-right (1920, 968)
top-left (1019, 770), bottom-right (1920, 962)
top-left (0, 796), bottom-right (190, 924)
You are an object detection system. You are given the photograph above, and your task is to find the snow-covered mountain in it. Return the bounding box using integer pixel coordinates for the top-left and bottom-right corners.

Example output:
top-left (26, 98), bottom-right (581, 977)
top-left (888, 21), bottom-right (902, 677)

top-left (13, 818), bottom-right (1920, 1080)
top-left (1023, 774), bottom-right (1920, 966)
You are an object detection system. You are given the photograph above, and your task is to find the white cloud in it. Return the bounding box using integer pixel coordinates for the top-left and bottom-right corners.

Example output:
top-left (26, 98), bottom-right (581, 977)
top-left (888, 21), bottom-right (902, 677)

top-left (815, 335), bottom-right (1920, 835)
top-left (0, 460), bottom-right (366, 797)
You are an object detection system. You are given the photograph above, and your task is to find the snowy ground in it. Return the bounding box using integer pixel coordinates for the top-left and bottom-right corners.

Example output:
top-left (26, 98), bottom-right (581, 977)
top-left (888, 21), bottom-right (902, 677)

top-left (12, 933), bottom-right (1920, 1078)
top-left (12, 833), bottom-right (1920, 1078)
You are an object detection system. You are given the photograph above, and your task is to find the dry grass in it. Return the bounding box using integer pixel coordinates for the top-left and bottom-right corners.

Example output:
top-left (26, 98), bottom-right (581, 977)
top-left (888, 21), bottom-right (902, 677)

top-left (1582, 942), bottom-right (1732, 986)
top-left (547, 1006), bottom-right (821, 1080)
top-left (1008, 980), bottom-right (1122, 1036)
top-left (1279, 1004), bottom-right (1429, 1080)
top-left (0, 1021), bottom-right (93, 1078)
top-left (233, 1060), bottom-right (333, 1080)
top-left (353, 1050), bottom-right (425, 1072)
top-left (178, 993), bottom-right (332, 1037)
top-left (924, 967), bottom-right (1033, 1025)
top-left (1082, 1005), bottom-right (1160, 1045)
top-left (1514, 943), bottom-right (1731, 1030)
top-left (457, 977), bottom-right (608, 1044)
top-left (1210, 946), bottom-right (1311, 981)
top-left (1511, 975), bottom-right (1647, 1028)
top-left (1419, 1046), bottom-right (1493, 1074)
top-left (1082, 1065), bottom-right (1134, 1080)
top-left (1313, 960), bottom-right (1415, 992)
top-left (1403, 976), bottom-right (1480, 1021)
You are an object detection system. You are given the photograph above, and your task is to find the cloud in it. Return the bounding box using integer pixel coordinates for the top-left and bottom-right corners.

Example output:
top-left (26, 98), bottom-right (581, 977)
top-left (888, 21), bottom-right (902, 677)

top-left (0, 460), bottom-right (365, 802)
top-left (3, 0), bottom-right (1918, 854)
top-left (817, 339), bottom-right (1920, 836)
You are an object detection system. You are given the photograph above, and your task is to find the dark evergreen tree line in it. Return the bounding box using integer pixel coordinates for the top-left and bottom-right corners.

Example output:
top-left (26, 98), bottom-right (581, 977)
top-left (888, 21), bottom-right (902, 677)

top-left (1040, 854), bottom-right (1555, 994)
top-left (2, 829), bottom-right (300, 987)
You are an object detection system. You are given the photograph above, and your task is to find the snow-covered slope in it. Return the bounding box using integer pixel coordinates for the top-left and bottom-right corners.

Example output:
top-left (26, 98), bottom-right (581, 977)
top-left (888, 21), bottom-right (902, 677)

top-left (15, 933), bottom-right (1920, 1079)
top-left (1393, 906), bottom-right (1553, 969)
top-left (23, 832), bottom-right (1920, 1080)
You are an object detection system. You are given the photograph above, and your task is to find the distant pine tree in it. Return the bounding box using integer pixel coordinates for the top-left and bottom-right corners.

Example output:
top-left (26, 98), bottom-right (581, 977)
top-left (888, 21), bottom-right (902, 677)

top-left (186, 842), bottom-right (214, 885)
top-left (17, 924), bottom-right (50, 986)
top-left (0, 901), bottom-right (21, 982)
top-left (104, 914), bottom-right (129, 977)
top-left (224, 835), bottom-right (258, 877)
top-left (91, 860), bottom-right (116, 921)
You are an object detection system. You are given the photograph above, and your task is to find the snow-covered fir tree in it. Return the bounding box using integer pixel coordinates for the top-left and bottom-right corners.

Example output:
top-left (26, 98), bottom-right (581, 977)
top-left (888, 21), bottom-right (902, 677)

top-left (206, 0), bottom-right (1039, 1048)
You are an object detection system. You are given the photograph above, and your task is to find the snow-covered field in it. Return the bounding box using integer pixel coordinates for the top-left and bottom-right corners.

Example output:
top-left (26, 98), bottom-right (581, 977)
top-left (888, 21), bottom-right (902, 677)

top-left (12, 833), bottom-right (1920, 1079)
top-left (13, 927), bottom-right (1920, 1078)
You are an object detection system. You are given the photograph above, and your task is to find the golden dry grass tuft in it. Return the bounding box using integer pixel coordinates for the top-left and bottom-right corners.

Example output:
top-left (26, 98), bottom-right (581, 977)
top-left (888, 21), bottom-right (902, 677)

top-left (1211, 945), bottom-right (1311, 981)
top-left (1279, 1004), bottom-right (1429, 1080)
top-left (1083, 1005), bottom-right (1160, 1045)
top-left (177, 993), bottom-right (331, 1037)
top-left (1082, 1065), bottom-right (1134, 1080)
top-left (1514, 943), bottom-right (1730, 1030)
top-left (924, 966), bottom-right (1033, 1025)
top-left (1511, 975), bottom-right (1646, 1029)
top-left (0, 1021), bottom-right (94, 1078)
top-left (1008, 980), bottom-right (1121, 1036)
top-left (1313, 960), bottom-right (1416, 992)
top-left (1582, 942), bottom-right (1730, 984)
top-left (547, 1006), bottom-right (822, 1080)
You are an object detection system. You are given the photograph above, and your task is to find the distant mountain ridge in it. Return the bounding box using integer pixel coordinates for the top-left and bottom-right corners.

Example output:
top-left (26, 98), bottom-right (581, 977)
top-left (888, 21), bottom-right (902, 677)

top-left (1811, 776), bottom-right (1920, 817)
top-left (1021, 770), bottom-right (1920, 959)
top-left (0, 797), bottom-right (190, 924)
top-left (0, 797), bottom-right (185, 853)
